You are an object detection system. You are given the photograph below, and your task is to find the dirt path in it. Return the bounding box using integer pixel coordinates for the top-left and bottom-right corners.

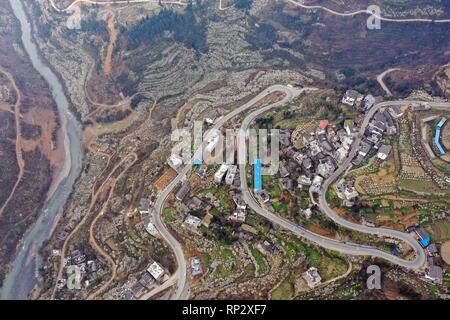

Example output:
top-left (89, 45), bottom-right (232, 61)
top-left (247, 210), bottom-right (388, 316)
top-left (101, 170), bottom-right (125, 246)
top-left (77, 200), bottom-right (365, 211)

top-left (319, 260), bottom-right (353, 288)
top-left (103, 5), bottom-right (116, 77)
top-left (377, 68), bottom-right (400, 97)
top-left (87, 153), bottom-right (137, 299)
top-left (51, 153), bottom-right (136, 299)
top-left (0, 67), bottom-right (24, 220)
top-left (0, 102), bottom-right (15, 114)
top-left (367, 195), bottom-right (428, 203)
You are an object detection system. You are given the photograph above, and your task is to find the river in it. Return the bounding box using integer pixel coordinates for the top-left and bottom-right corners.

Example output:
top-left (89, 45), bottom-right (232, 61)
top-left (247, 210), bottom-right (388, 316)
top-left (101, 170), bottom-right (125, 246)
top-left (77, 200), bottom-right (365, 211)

top-left (0, 0), bottom-right (82, 299)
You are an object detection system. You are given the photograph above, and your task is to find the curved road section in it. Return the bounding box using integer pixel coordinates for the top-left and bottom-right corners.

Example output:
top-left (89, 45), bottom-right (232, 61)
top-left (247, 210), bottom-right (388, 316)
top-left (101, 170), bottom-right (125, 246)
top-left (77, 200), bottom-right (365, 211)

top-left (154, 84), bottom-right (450, 299)
top-left (287, 0), bottom-right (450, 23)
top-left (239, 97), bottom-right (450, 271)
top-left (152, 85), bottom-right (304, 300)
top-left (318, 100), bottom-right (450, 266)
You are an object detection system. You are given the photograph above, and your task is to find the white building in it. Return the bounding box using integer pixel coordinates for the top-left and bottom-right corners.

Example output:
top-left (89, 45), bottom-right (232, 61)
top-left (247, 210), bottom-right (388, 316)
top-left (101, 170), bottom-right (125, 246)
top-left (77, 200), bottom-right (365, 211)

top-left (138, 198), bottom-right (150, 214)
top-left (228, 210), bottom-right (246, 223)
top-left (335, 147), bottom-right (349, 164)
top-left (183, 214), bottom-right (202, 230)
top-left (191, 257), bottom-right (203, 276)
top-left (204, 130), bottom-right (220, 155)
top-left (303, 267), bottom-right (322, 288)
top-left (233, 194), bottom-right (247, 210)
top-left (145, 222), bottom-right (159, 237)
top-left (343, 186), bottom-right (359, 201)
top-left (225, 165), bottom-right (237, 185)
top-left (335, 179), bottom-right (358, 202)
top-left (147, 262), bottom-right (165, 281)
top-left (310, 175), bottom-right (324, 193)
top-left (317, 161), bottom-right (335, 179)
top-left (342, 90), bottom-right (363, 107)
top-left (364, 94), bottom-right (376, 110)
top-left (214, 164), bottom-right (229, 183)
top-left (167, 154), bottom-right (183, 171)
top-left (377, 144), bottom-right (392, 160)
top-left (298, 175), bottom-right (312, 186)
top-left (301, 208), bottom-right (313, 219)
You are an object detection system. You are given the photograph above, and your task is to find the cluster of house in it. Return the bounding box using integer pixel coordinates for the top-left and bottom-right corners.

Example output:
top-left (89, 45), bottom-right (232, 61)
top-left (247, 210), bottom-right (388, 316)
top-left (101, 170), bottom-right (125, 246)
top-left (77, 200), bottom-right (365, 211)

top-left (354, 108), bottom-right (398, 165)
top-left (133, 198), bottom-right (161, 238)
top-left (342, 90), bottom-right (401, 165)
top-left (279, 127), bottom-right (342, 194)
top-left (166, 121), bottom-right (222, 172)
top-left (407, 226), bottom-right (443, 284)
top-left (118, 261), bottom-right (168, 299)
top-left (56, 249), bottom-right (104, 290)
top-left (269, 118), bottom-right (358, 210)
top-left (170, 162), bottom-right (258, 241)
top-left (342, 90), bottom-right (383, 112)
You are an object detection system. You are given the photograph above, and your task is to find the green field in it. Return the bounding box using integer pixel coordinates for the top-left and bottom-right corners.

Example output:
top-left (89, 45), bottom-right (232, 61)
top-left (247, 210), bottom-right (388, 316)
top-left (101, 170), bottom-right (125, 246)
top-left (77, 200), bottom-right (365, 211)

top-left (249, 245), bottom-right (268, 274)
top-left (398, 179), bottom-right (443, 194)
top-left (270, 279), bottom-right (294, 300)
top-left (163, 208), bottom-right (175, 222)
top-left (427, 220), bottom-right (450, 242)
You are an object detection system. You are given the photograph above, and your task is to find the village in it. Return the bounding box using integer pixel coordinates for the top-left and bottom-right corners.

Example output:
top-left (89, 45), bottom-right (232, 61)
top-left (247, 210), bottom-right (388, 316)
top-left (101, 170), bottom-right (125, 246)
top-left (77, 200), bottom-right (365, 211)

top-left (46, 86), bottom-right (450, 300)
top-left (145, 88), bottom-right (450, 298)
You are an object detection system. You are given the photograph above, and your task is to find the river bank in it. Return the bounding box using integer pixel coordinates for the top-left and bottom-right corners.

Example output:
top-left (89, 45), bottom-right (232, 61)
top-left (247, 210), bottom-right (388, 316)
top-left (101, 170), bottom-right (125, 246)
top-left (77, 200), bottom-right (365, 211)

top-left (0, 0), bottom-right (83, 300)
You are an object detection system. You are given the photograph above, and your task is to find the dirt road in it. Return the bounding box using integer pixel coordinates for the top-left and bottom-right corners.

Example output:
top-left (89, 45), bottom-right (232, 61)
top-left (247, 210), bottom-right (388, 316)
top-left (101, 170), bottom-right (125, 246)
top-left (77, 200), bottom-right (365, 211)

top-left (0, 67), bottom-right (24, 220)
top-left (103, 5), bottom-right (117, 77)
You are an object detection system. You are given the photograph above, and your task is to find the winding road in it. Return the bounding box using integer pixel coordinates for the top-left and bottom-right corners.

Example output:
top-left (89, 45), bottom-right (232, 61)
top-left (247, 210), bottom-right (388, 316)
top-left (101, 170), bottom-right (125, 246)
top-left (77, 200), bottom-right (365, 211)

top-left (239, 96), bottom-right (450, 271)
top-left (238, 91), bottom-right (423, 270)
top-left (287, 0), bottom-right (450, 23)
top-left (152, 83), bottom-right (450, 299)
top-left (51, 153), bottom-right (137, 299)
top-left (151, 85), bottom-right (304, 300)
top-left (318, 100), bottom-right (450, 267)
top-left (48, 0), bottom-right (450, 24)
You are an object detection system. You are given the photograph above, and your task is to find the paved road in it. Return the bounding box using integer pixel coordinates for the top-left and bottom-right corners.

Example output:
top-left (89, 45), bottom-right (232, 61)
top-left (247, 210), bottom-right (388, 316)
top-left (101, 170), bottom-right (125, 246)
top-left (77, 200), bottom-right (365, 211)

top-left (151, 84), bottom-right (305, 300)
top-left (239, 97), bottom-right (450, 270)
top-left (318, 100), bottom-right (450, 266)
top-left (50, 0), bottom-right (450, 23)
top-left (154, 86), bottom-right (450, 299)
top-left (287, 0), bottom-right (450, 23)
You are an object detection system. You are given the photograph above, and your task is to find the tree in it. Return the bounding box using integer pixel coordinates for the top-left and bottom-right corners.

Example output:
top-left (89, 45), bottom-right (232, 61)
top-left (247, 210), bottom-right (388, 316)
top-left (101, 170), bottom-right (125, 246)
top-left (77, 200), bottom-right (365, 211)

top-left (235, 0), bottom-right (253, 10)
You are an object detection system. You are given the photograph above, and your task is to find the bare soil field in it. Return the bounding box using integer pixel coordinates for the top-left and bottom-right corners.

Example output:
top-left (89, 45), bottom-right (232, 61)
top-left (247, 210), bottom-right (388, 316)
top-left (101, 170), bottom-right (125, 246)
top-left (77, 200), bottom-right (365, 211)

top-left (103, 5), bottom-right (117, 77)
top-left (154, 168), bottom-right (178, 193)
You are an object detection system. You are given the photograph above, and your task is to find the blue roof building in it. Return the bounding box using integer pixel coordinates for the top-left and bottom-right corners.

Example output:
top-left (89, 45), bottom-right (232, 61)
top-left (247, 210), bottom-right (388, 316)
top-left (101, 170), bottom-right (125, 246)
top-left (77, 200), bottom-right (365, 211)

top-left (420, 236), bottom-right (431, 248)
top-left (434, 118), bottom-right (447, 156)
top-left (254, 159), bottom-right (262, 193)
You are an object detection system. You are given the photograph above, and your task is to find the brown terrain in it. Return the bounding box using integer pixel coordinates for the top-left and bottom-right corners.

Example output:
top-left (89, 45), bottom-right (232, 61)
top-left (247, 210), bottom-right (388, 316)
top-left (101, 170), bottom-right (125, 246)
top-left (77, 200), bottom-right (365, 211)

top-left (15, 0), bottom-right (450, 300)
top-left (0, 2), bottom-right (64, 285)
top-left (103, 5), bottom-right (117, 77)
top-left (302, 0), bottom-right (450, 17)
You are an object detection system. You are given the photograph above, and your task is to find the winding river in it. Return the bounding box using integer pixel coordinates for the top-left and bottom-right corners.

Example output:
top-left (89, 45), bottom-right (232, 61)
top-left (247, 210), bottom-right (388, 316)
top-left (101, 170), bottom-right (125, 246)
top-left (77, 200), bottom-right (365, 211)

top-left (0, 0), bottom-right (82, 299)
